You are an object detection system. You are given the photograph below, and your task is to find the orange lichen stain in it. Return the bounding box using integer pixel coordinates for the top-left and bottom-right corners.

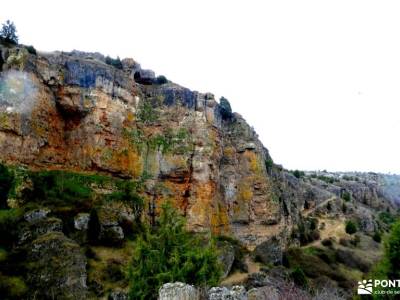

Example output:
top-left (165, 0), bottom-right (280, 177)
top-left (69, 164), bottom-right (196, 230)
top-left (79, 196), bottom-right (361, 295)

top-left (189, 181), bottom-right (216, 228)
top-left (223, 146), bottom-right (235, 158)
top-left (210, 202), bottom-right (230, 235)
top-left (126, 111), bottom-right (135, 123)
top-left (117, 147), bottom-right (142, 177)
top-left (243, 150), bottom-right (262, 174)
top-left (237, 181), bottom-right (253, 202)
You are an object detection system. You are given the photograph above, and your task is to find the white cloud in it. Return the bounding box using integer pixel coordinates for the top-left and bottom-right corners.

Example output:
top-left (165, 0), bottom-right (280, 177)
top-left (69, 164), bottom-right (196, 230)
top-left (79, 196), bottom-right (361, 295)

top-left (2, 0), bottom-right (400, 173)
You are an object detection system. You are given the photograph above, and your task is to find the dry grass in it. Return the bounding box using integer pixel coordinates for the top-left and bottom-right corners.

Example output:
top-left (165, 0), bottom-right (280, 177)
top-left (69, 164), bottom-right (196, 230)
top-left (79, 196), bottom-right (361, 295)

top-left (87, 241), bottom-right (134, 298)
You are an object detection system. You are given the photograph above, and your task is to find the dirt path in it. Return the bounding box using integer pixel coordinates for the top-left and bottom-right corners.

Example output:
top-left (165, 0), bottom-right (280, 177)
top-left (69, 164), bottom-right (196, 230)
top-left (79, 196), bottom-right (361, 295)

top-left (302, 196), bottom-right (337, 217)
top-left (220, 256), bottom-right (261, 286)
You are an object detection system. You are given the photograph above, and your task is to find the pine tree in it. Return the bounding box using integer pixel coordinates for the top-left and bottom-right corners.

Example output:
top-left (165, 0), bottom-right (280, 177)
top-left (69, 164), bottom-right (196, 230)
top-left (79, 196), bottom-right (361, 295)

top-left (128, 203), bottom-right (221, 299)
top-left (0, 20), bottom-right (18, 44)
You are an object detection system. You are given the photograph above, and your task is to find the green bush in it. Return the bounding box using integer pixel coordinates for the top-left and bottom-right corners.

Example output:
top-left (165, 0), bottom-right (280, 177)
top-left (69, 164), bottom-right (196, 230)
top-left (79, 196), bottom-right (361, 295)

top-left (291, 267), bottom-right (308, 288)
top-left (219, 97), bottom-right (233, 119)
top-left (296, 218), bottom-right (320, 245)
top-left (341, 191), bottom-right (351, 202)
top-left (0, 248), bottom-right (7, 262)
top-left (128, 203), bottom-right (222, 299)
top-left (0, 275), bottom-right (28, 299)
top-left (0, 208), bottom-right (22, 244)
top-left (293, 170), bottom-right (305, 179)
top-left (379, 212), bottom-right (396, 225)
top-left (370, 220), bottom-right (400, 297)
top-left (345, 220), bottom-right (357, 235)
top-left (136, 101), bottom-right (159, 125)
top-left (265, 158), bottom-right (273, 173)
top-left (25, 45), bottom-right (36, 55)
top-left (106, 181), bottom-right (144, 218)
top-left (105, 55), bottom-right (123, 69)
top-left (155, 75), bottom-right (168, 84)
top-left (373, 231), bottom-right (382, 243)
top-left (30, 171), bottom-right (93, 206)
top-left (386, 221), bottom-right (400, 278)
top-left (0, 164), bottom-right (14, 209)
top-left (321, 238), bottom-right (333, 247)
top-left (316, 175), bottom-right (337, 184)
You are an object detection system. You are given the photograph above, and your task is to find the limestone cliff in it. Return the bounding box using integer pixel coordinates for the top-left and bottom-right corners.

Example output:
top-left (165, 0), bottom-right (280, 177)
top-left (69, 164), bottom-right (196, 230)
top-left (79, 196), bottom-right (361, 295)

top-left (0, 44), bottom-right (285, 248)
top-left (1, 43), bottom-right (398, 246)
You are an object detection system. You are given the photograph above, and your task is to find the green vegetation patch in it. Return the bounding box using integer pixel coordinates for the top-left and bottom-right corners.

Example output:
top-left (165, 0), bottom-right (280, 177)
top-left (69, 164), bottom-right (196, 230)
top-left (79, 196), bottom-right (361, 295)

top-left (345, 220), bottom-right (358, 235)
top-left (128, 203), bottom-right (222, 299)
top-left (126, 127), bottom-right (192, 155)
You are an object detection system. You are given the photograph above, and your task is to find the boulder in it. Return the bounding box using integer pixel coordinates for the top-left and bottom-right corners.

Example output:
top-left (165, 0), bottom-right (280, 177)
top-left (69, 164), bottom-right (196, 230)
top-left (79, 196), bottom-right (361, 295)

top-left (109, 289), bottom-right (129, 300)
top-left (99, 225), bottom-right (124, 244)
top-left (247, 287), bottom-right (279, 300)
top-left (208, 286), bottom-right (247, 300)
top-left (217, 241), bottom-right (235, 278)
top-left (253, 236), bottom-right (282, 265)
top-left (27, 232), bottom-right (87, 299)
top-left (159, 282), bottom-right (199, 300)
top-left (95, 201), bottom-right (138, 244)
top-left (74, 213), bottom-right (90, 230)
top-left (245, 272), bottom-right (269, 289)
top-left (18, 216), bottom-right (63, 245)
top-left (24, 208), bottom-right (51, 223)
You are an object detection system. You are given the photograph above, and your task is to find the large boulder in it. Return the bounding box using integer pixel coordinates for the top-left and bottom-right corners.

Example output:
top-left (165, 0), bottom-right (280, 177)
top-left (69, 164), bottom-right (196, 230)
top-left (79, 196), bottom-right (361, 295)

top-left (94, 201), bottom-right (138, 244)
top-left (217, 241), bottom-right (235, 278)
top-left (27, 232), bottom-right (87, 299)
top-left (253, 236), bottom-right (282, 265)
top-left (158, 282), bottom-right (199, 300)
top-left (18, 210), bottom-right (63, 245)
top-left (24, 208), bottom-right (51, 223)
top-left (247, 287), bottom-right (279, 300)
top-left (74, 212), bottom-right (90, 231)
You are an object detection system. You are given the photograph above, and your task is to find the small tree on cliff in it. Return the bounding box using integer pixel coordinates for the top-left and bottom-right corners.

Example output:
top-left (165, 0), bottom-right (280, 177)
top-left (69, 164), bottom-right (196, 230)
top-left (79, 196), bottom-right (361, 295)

top-left (128, 202), bottom-right (222, 299)
top-left (219, 96), bottom-right (233, 119)
top-left (0, 20), bottom-right (18, 44)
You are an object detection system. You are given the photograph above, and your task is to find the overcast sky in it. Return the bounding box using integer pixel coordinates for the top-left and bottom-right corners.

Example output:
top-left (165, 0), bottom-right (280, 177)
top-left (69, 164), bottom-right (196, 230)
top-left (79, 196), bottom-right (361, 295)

top-left (2, 0), bottom-right (400, 173)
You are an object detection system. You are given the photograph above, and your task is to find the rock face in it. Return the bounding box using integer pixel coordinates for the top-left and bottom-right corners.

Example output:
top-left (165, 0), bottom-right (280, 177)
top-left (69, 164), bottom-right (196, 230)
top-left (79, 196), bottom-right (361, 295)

top-left (0, 42), bottom-right (397, 253)
top-left (159, 282), bottom-right (199, 300)
top-left (0, 42), bottom-right (290, 250)
top-left (0, 41), bottom-right (399, 300)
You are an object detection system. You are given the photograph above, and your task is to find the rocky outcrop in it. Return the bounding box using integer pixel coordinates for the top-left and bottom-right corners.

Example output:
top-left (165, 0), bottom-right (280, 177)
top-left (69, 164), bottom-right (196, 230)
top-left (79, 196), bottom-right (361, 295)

top-left (247, 287), bottom-right (279, 300)
top-left (253, 236), bottom-right (283, 265)
top-left (27, 232), bottom-right (87, 299)
top-left (158, 282), bottom-right (199, 300)
top-left (217, 241), bottom-right (235, 278)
